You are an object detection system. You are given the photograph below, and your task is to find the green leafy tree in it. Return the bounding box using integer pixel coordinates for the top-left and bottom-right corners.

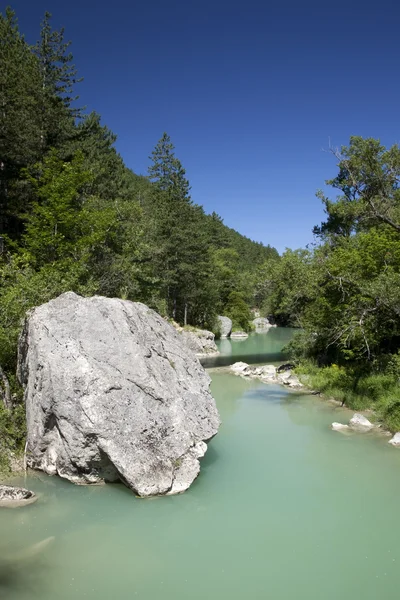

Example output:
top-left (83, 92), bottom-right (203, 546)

top-left (224, 291), bottom-right (253, 332)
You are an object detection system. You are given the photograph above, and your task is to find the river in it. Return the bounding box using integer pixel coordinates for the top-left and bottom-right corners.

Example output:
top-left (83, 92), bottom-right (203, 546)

top-left (2, 329), bottom-right (400, 599)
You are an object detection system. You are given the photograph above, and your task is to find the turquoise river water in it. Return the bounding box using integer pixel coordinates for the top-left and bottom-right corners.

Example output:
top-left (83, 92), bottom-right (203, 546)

top-left (2, 329), bottom-right (400, 599)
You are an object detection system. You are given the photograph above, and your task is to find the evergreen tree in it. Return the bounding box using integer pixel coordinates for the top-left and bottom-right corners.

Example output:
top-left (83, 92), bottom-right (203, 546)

top-left (0, 8), bottom-right (42, 236)
top-left (148, 132), bottom-right (190, 198)
top-left (34, 11), bottom-right (82, 152)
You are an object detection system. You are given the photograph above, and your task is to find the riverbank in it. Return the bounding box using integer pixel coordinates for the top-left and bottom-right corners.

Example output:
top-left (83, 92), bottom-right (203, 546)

top-left (293, 360), bottom-right (400, 434)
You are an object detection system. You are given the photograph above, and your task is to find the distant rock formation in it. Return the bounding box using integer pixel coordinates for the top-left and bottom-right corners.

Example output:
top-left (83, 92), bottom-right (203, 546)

top-left (217, 316), bottom-right (232, 338)
top-left (252, 317), bottom-right (276, 331)
top-left (18, 293), bottom-right (220, 497)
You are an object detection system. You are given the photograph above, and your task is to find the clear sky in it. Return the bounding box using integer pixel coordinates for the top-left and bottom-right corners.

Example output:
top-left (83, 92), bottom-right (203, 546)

top-left (7, 0), bottom-right (400, 252)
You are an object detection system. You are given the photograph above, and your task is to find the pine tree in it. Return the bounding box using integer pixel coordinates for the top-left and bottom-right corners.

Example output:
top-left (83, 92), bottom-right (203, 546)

top-left (148, 132), bottom-right (191, 198)
top-left (0, 8), bottom-right (42, 236)
top-left (34, 12), bottom-right (82, 152)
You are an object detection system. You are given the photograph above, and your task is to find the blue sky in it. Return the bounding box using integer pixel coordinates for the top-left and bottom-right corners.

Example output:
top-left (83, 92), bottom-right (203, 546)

top-left (7, 0), bottom-right (400, 252)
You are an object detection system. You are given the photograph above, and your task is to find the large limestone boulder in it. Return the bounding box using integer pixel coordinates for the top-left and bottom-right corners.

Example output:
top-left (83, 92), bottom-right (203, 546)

top-left (217, 316), bottom-right (232, 338)
top-left (18, 293), bottom-right (220, 497)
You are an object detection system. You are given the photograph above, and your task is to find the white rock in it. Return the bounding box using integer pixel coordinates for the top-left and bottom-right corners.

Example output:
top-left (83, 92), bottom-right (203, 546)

top-left (230, 331), bottom-right (249, 339)
top-left (285, 375), bottom-right (303, 388)
top-left (349, 413), bottom-right (374, 432)
top-left (388, 432), bottom-right (400, 446)
top-left (260, 365), bottom-right (277, 380)
top-left (230, 361), bottom-right (250, 374)
top-left (331, 422), bottom-right (350, 432)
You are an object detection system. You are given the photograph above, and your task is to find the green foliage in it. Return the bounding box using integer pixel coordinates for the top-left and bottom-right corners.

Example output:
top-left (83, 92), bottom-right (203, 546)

top-left (224, 292), bottom-right (253, 332)
top-left (0, 404), bottom-right (26, 474)
top-left (295, 361), bottom-right (400, 430)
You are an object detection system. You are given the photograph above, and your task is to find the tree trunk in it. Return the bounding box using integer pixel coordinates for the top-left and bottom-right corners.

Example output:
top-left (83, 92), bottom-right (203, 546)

top-left (0, 364), bottom-right (12, 410)
top-left (172, 295), bottom-right (177, 320)
top-left (184, 303), bottom-right (188, 327)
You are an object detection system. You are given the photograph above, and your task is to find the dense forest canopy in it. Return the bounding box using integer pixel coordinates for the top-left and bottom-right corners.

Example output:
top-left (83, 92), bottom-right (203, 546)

top-left (0, 8), bottom-right (278, 421)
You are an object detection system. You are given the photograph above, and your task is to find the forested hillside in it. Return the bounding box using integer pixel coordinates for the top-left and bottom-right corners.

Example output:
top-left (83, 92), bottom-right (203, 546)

top-left (0, 8), bottom-right (277, 438)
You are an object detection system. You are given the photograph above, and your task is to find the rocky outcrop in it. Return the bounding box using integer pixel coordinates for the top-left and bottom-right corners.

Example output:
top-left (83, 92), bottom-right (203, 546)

top-left (217, 316), bottom-right (232, 338)
top-left (0, 485), bottom-right (37, 508)
top-left (18, 292), bottom-right (220, 497)
top-left (180, 328), bottom-right (219, 357)
top-left (252, 317), bottom-right (275, 330)
top-left (229, 362), bottom-right (303, 389)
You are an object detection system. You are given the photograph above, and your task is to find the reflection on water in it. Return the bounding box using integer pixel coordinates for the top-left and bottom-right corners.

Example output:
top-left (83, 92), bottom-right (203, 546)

top-left (2, 331), bottom-right (400, 599)
top-left (201, 327), bottom-right (297, 368)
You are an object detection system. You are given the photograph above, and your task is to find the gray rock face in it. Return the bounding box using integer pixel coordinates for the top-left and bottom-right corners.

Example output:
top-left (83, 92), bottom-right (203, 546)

top-left (0, 485), bottom-right (37, 508)
top-left (230, 331), bottom-right (249, 339)
top-left (18, 292), bottom-right (220, 497)
top-left (180, 328), bottom-right (219, 356)
top-left (217, 316), bottom-right (232, 338)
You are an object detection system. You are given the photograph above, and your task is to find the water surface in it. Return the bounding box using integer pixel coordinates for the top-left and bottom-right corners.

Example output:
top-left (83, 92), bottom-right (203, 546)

top-left (201, 327), bottom-right (296, 367)
top-left (2, 332), bottom-right (400, 599)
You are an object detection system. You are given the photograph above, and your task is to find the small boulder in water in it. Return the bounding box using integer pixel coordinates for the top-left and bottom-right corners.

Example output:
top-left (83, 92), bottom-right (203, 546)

top-left (349, 413), bottom-right (374, 432)
top-left (388, 433), bottom-right (400, 446)
top-left (0, 485), bottom-right (37, 508)
top-left (331, 422), bottom-right (350, 433)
